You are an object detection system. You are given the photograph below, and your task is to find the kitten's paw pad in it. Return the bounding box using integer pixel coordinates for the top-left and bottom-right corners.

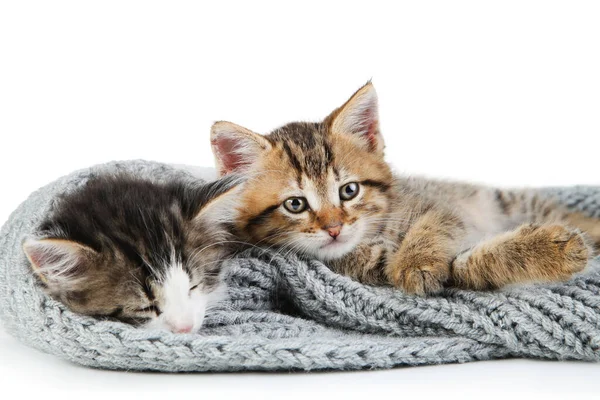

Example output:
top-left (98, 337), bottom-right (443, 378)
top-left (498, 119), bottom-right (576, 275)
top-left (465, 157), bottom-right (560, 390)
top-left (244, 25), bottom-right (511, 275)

top-left (392, 264), bottom-right (448, 296)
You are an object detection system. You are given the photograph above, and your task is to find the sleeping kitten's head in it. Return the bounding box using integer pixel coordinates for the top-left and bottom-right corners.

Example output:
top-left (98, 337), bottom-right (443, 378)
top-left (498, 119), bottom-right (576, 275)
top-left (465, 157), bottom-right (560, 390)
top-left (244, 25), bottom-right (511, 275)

top-left (211, 82), bottom-right (393, 260)
top-left (23, 174), bottom-right (242, 334)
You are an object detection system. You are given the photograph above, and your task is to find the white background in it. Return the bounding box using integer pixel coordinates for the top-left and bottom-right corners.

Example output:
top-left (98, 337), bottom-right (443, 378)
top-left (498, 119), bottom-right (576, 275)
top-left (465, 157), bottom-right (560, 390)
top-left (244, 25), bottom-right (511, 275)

top-left (1, 1), bottom-right (599, 398)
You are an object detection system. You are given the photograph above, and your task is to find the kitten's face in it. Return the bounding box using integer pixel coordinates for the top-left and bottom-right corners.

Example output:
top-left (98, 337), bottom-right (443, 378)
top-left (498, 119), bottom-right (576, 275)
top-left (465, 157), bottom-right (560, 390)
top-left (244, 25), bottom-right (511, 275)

top-left (24, 175), bottom-right (240, 333)
top-left (211, 82), bottom-right (394, 260)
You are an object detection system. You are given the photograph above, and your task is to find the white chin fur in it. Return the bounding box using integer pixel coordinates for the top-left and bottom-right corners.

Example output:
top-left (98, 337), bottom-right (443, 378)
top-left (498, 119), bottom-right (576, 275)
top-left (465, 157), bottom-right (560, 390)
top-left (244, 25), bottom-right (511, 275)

top-left (302, 223), bottom-right (365, 261)
top-left (313, 239), bottom-right (359, 260)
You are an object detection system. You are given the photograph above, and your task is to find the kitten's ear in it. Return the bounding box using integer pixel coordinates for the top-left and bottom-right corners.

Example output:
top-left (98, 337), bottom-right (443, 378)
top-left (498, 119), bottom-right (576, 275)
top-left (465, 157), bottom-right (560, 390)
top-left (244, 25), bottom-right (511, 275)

top-left (327, 82), bottom-right (384, 153)
top-left (23, 238), bottom-right (96, 289)
top-left (193, 174), bottom-right (246, 225)
top-left (210, 121), bottom-right (271, 177)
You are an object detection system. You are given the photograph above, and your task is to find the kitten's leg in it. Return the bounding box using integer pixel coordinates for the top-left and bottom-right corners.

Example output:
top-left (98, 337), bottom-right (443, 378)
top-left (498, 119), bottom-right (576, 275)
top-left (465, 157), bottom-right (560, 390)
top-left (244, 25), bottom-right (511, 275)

top-left (329, 241), bottom-right (390, 285)
top-left (451, 223), bottom-right (591, 290)
top-left (496, 189), bottom-right (600, 249)
top-left (384, 210), bottom-right (467, 295)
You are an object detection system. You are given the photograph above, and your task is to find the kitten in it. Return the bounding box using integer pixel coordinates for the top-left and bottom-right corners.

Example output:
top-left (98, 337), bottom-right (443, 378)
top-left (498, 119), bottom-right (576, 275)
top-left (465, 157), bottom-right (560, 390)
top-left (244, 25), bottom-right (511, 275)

top-left (23, 173), bottom-right (242, 333)
top-left (209, 82), bottom-right (600, 295)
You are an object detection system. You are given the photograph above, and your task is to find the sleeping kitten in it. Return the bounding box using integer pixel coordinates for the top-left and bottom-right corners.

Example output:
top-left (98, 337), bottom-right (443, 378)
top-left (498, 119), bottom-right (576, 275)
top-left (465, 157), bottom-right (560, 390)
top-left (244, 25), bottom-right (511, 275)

top-left (210, 82), bottom-right (600, 295)
top-left (23, 173), bottom-right (241, 333)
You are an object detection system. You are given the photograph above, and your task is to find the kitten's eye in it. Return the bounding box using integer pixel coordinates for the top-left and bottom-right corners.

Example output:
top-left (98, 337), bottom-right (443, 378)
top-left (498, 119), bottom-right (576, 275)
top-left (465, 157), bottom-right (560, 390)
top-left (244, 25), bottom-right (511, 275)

top-left (339, 182), bottom-right (360, 200)
top-left (189, 284), bottom-right (199, 292)
top-left (135, 305), bottom-right (158, 314)
top-left (283, 197), bottom-right (308, 213)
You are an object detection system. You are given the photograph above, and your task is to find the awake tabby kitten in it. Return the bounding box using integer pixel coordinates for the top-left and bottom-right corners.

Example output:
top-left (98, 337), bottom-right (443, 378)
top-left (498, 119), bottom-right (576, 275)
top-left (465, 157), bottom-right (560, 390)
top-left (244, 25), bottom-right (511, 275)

top-left (210, 82), bottom-right (600, 295)
top-left (23, 173), bottom-right (241, 333)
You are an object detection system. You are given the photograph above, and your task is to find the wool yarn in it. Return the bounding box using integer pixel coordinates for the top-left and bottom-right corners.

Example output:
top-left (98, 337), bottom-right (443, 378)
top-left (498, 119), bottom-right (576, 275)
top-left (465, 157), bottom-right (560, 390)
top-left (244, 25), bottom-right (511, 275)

top-left (0, 161), bottom-right (598, 371)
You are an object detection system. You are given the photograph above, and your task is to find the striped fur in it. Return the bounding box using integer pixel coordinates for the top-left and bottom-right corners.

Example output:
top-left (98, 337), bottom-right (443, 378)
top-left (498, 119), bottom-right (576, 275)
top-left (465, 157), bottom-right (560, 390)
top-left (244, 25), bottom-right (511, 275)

top-left (211, 82), bottom-right (600, 295)
top-left (23, 174), bottom-right (242, 331)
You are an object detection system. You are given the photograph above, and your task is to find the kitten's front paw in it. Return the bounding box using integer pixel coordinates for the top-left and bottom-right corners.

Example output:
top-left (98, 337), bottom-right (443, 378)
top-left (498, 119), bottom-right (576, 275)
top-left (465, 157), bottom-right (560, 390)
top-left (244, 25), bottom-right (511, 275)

top-left (538, 224), bottom-right (590, 276)
top-left (388, 262), bottom-right (450, 296)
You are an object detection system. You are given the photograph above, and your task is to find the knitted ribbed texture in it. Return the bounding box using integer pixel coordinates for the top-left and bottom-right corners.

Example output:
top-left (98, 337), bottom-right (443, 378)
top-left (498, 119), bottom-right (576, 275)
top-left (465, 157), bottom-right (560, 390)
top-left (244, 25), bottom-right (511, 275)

top-left (1, 161), bottom-right (599, 372)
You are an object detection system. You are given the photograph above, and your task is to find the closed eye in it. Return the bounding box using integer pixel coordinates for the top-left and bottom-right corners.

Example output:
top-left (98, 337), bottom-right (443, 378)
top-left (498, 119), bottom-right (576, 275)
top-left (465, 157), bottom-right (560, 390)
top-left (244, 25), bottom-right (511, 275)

top-left (189, 284), bottom-right (199, 292)
top-left (135, 305), bottom-right (159, 313)
top-left (118, 316), bottom-right (152, 326)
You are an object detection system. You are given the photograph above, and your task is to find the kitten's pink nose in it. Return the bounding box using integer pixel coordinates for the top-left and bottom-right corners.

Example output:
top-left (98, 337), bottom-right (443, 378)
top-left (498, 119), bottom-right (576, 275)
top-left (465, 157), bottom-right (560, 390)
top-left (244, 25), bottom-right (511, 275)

top-left (326, 224), bottom-right (342, 239)
top-left (174, 324), bottom-right (193, 334)
top-left (168, 322), bottom-right (193, 334)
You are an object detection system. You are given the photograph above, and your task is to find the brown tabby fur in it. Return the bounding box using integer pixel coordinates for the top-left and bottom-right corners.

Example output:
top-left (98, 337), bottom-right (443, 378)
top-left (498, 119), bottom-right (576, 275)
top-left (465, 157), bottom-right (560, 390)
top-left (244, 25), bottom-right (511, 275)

top-left (211, 82), bottom-right (600, 295)
top-left (23, 174), bottom-right (241, 328)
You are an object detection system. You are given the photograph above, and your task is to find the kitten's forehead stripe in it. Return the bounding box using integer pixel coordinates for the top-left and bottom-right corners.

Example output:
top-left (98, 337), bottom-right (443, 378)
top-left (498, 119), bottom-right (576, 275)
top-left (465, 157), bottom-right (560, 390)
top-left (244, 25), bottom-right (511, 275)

top-left (280, 141), bottom-right (304, 179)
top-left (269, 122), bottom-right (335, 179)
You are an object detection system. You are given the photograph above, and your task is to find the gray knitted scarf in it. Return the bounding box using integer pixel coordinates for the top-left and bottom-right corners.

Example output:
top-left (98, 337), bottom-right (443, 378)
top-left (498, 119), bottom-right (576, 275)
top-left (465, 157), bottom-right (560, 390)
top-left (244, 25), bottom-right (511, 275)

top-left (1, 160), bottom-right (599, 372)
